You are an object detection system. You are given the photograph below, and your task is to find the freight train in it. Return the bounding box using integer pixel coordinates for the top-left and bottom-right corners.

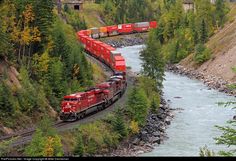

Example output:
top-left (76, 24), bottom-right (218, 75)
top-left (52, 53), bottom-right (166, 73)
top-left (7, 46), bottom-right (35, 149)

top-left (59, 21), bottom-right (158, 122)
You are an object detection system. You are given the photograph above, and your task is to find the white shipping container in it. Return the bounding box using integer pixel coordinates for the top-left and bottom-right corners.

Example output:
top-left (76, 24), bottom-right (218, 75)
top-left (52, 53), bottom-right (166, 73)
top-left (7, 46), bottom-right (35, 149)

top-left (90, 27), bottom-right (100, 34)
top-left (118, 24), bottom-right (122, 29)
top-left (134, 22), bottom-right (149, 28)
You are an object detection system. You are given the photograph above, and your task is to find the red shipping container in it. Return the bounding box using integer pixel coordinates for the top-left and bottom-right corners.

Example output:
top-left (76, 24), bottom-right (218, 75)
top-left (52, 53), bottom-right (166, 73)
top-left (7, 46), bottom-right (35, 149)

top-left (107, 25), bottom-right (119, 36)
top-left (149, 21), bottom-right (158, 29)
top-left (104, 46), bottom-right (116, 65)
top-left (91, 40), bottom-right (103, 57)
top-left (98, 44), bottom-right (114, 65)
top-left (85, 37), bottom-right (94, 53)
top-left (80, 35), bottom-right (87, 44)
top-left (133, 22), bottom-right (150, 32)
top-left (114, 60), bottom-right (126, 72)
top-left (118, 24), bottom-right (134, 34)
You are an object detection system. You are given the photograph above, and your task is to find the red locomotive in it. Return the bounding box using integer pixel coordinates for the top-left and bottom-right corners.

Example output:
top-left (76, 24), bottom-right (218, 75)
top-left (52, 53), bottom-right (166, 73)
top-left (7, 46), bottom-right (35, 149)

top-left (60, 21), bottom-right (157, 122)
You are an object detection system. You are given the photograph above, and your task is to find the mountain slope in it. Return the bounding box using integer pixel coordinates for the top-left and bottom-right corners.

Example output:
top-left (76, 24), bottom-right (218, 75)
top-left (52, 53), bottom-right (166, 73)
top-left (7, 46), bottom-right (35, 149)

top-left (180, 4), bottom-right (236, 83)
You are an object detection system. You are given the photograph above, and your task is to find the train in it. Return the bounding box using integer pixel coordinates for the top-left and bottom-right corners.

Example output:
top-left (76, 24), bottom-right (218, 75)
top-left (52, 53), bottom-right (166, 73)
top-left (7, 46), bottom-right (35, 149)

top-left (59, 21), bottom-right (158, 122)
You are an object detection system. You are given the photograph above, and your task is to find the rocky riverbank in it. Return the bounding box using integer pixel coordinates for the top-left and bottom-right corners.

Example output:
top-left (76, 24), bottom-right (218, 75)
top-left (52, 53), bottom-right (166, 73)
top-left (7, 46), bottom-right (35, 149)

top-left (100, 33), bottom-right (148, 48)
top-left (104, 97), bottom-right (176, 156)
top-left (167, 64), bottom-right (236, 96)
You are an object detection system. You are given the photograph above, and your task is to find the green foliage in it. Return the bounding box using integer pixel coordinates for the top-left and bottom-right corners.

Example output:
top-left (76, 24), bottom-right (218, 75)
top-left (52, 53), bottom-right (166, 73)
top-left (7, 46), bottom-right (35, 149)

top-left (0, 81), bottom-right (17, 116)
top-left (150, 97), bottom-right (160, 113)
top-left (47, 58), bottom-right (66, 110)
top-left (140, 31), bottom-right (165, 91)
top-left (149, 0), bottom-right (229, 64)
top-left (25, 128), bottom-right (46, 156)
top-left (200, 19), bottom-right (208, 43)
top-left (0, 137), bottom-right (17, 157)
top-left (32, 0), bottom-right (54, 43)
top-left (65, 10), bottom-right (87, 30)
top-left (78, 121), bottom-right (120, 155)
top-left (214, 120), bottom-right (236, 156)
top-left (111, 111), bottom-right (128, 139)
top-left (25, 117), bottom-right (63, 157)
top-left (199, 145), bottom-right (215, 157)
top-left (127, 86), bottom-right (149, 127)
top-left (194, 44), bottom-right (212, 64)
top-left (215, 0), bottom-right (228, 27)
top-left (74, 133), bottom-right (84, 156)
top-left (101, 0), bottom-right (158, 24)
top-left (64, 4), bottom-right (70, 13)
top-left (200, 70), bottom-right (236, 156)
top-left (17, 66), bottom-right (47, 114)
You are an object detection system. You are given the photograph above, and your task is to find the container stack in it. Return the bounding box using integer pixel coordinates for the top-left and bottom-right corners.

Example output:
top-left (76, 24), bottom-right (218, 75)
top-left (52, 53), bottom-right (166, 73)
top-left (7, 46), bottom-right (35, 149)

top-left (90, 27), bottom-right (100, 39)
top-left (99, 27), bottom-right (108, 37)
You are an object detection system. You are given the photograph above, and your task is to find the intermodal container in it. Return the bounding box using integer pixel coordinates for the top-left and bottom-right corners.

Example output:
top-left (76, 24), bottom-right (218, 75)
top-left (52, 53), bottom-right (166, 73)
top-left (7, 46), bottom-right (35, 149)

top-left (90, 27), bottom-right (100, 39)
top-left (114, 60), bottom-right (126, 72)
top-left (85, 37), bottom-right (94, 53)
top-left (91, 40), bottom-right (103, 57)
top-left (99, 27), bottom-right (108, 37)
top-left (118, 24), bottom-right (134, 34)
top-left (133, 22), bottom-right (150, 32)
top-left (149, 21), bottom-right (158, 29)
top-left (107, 25), bottom-right (119, 36)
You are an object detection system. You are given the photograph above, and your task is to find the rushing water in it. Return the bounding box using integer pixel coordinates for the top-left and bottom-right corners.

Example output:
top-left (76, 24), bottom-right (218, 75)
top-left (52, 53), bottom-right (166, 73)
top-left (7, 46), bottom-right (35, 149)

top-left (117, 45), bottom-right (235, 156)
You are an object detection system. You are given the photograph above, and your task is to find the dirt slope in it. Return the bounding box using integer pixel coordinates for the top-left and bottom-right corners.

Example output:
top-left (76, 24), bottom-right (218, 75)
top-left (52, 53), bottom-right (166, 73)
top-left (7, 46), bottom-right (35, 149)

top-left (180, 4), bottom-right (236, 83)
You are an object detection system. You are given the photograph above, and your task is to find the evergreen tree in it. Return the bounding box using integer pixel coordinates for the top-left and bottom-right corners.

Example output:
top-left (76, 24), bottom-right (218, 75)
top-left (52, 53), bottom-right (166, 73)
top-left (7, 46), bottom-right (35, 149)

top-left (127, 87), bottom-right (149, 126)
top-left (170, 40), bottom-right (179, 64)
top-left (33, 0), bottom-right (54, 42)
top-left (47, 58), bottom-right (66, 107)
top-left (0, 81), bottom-right (15, 116)
top-left (215, 0), bottom-right (227, 27)
top-left (74, 133), bottom-right (84, 156)
top-left (112, 112), bottom-right (127, 139)
top-left (140, 31), bottom-right (165, 91)
top-left (64, 4), bottom-right (69, 13)
top-left (150, 97), bottom-right (160, 113)
top-left (25, 117), bottom-right (64, 157)
top-left (200, 19), bottom-right (208, 43)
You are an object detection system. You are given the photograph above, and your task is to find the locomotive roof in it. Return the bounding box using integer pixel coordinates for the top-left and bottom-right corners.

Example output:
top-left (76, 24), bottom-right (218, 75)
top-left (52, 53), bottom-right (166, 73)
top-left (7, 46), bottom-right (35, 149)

top-left (64, 92), bottom-right (84, 98)
top-left (110, 75), bottom-right (123, 79)
top-left (115, 61), bottom-right (126, 66)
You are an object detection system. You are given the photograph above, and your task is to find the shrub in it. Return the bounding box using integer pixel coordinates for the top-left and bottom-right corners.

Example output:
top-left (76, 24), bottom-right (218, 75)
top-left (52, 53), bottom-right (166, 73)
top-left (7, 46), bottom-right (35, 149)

top-left (111, 113), bottom-right (128, 140)
top-left (194, 44), bottom-right (212, 64)
top-left (74, 133), bottom-right (84, 156)
top-left (129, 120), bottom-right (139, 134)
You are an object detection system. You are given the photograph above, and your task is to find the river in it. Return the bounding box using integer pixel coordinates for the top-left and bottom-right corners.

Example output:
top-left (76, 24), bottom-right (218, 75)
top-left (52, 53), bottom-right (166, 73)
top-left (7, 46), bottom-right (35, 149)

top-left (116, 45), bottom-right (235, 156)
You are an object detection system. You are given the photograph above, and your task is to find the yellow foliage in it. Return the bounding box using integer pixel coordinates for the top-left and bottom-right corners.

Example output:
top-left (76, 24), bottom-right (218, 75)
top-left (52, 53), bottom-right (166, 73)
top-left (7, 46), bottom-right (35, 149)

top-left (36, 51), bottom-right (50, 73)
top-left (72, 64), bottom-right (80, 79)
top-left (32, 27), bottom-right (41, 42)
top-left (129, 120), bottom-right (139, 134)
top-left (11, 4), bottom-right (41, 46)
top-left (44, 137), bottom-right (54, 157)
top-left (23, 4), bottom-right (35, 24)
top-left (22, 27), bottom-right (31, 45)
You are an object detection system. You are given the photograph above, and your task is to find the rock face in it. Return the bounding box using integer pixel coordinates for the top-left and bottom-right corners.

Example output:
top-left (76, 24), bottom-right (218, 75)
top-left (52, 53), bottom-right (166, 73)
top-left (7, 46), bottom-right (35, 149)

top-left (107, 97), bottom-right (174, 156)
top-left (167, 64), bottom-right (236, 96)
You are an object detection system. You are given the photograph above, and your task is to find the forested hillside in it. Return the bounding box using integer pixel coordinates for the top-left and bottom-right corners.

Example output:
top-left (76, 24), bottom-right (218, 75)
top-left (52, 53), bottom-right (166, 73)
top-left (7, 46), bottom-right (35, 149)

top-left (180, 3), bottom-right (236, 83)
top-left (0, 0), bottom-right (94, 131)
top-left (0, 0), bottom-right (235, 157)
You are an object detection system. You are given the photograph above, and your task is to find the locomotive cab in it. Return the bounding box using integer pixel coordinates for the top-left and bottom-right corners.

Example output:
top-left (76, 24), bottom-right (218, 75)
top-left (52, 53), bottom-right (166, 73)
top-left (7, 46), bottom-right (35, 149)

top-left (60, 94), bottom-right (82, 121)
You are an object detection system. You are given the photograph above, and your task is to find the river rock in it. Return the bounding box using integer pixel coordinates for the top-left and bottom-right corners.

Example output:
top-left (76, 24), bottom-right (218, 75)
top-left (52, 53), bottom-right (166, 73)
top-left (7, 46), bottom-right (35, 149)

top-left (165, 117), bottom-right (171, 125)
top-left (132, 138), bottom-right (140, 145)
